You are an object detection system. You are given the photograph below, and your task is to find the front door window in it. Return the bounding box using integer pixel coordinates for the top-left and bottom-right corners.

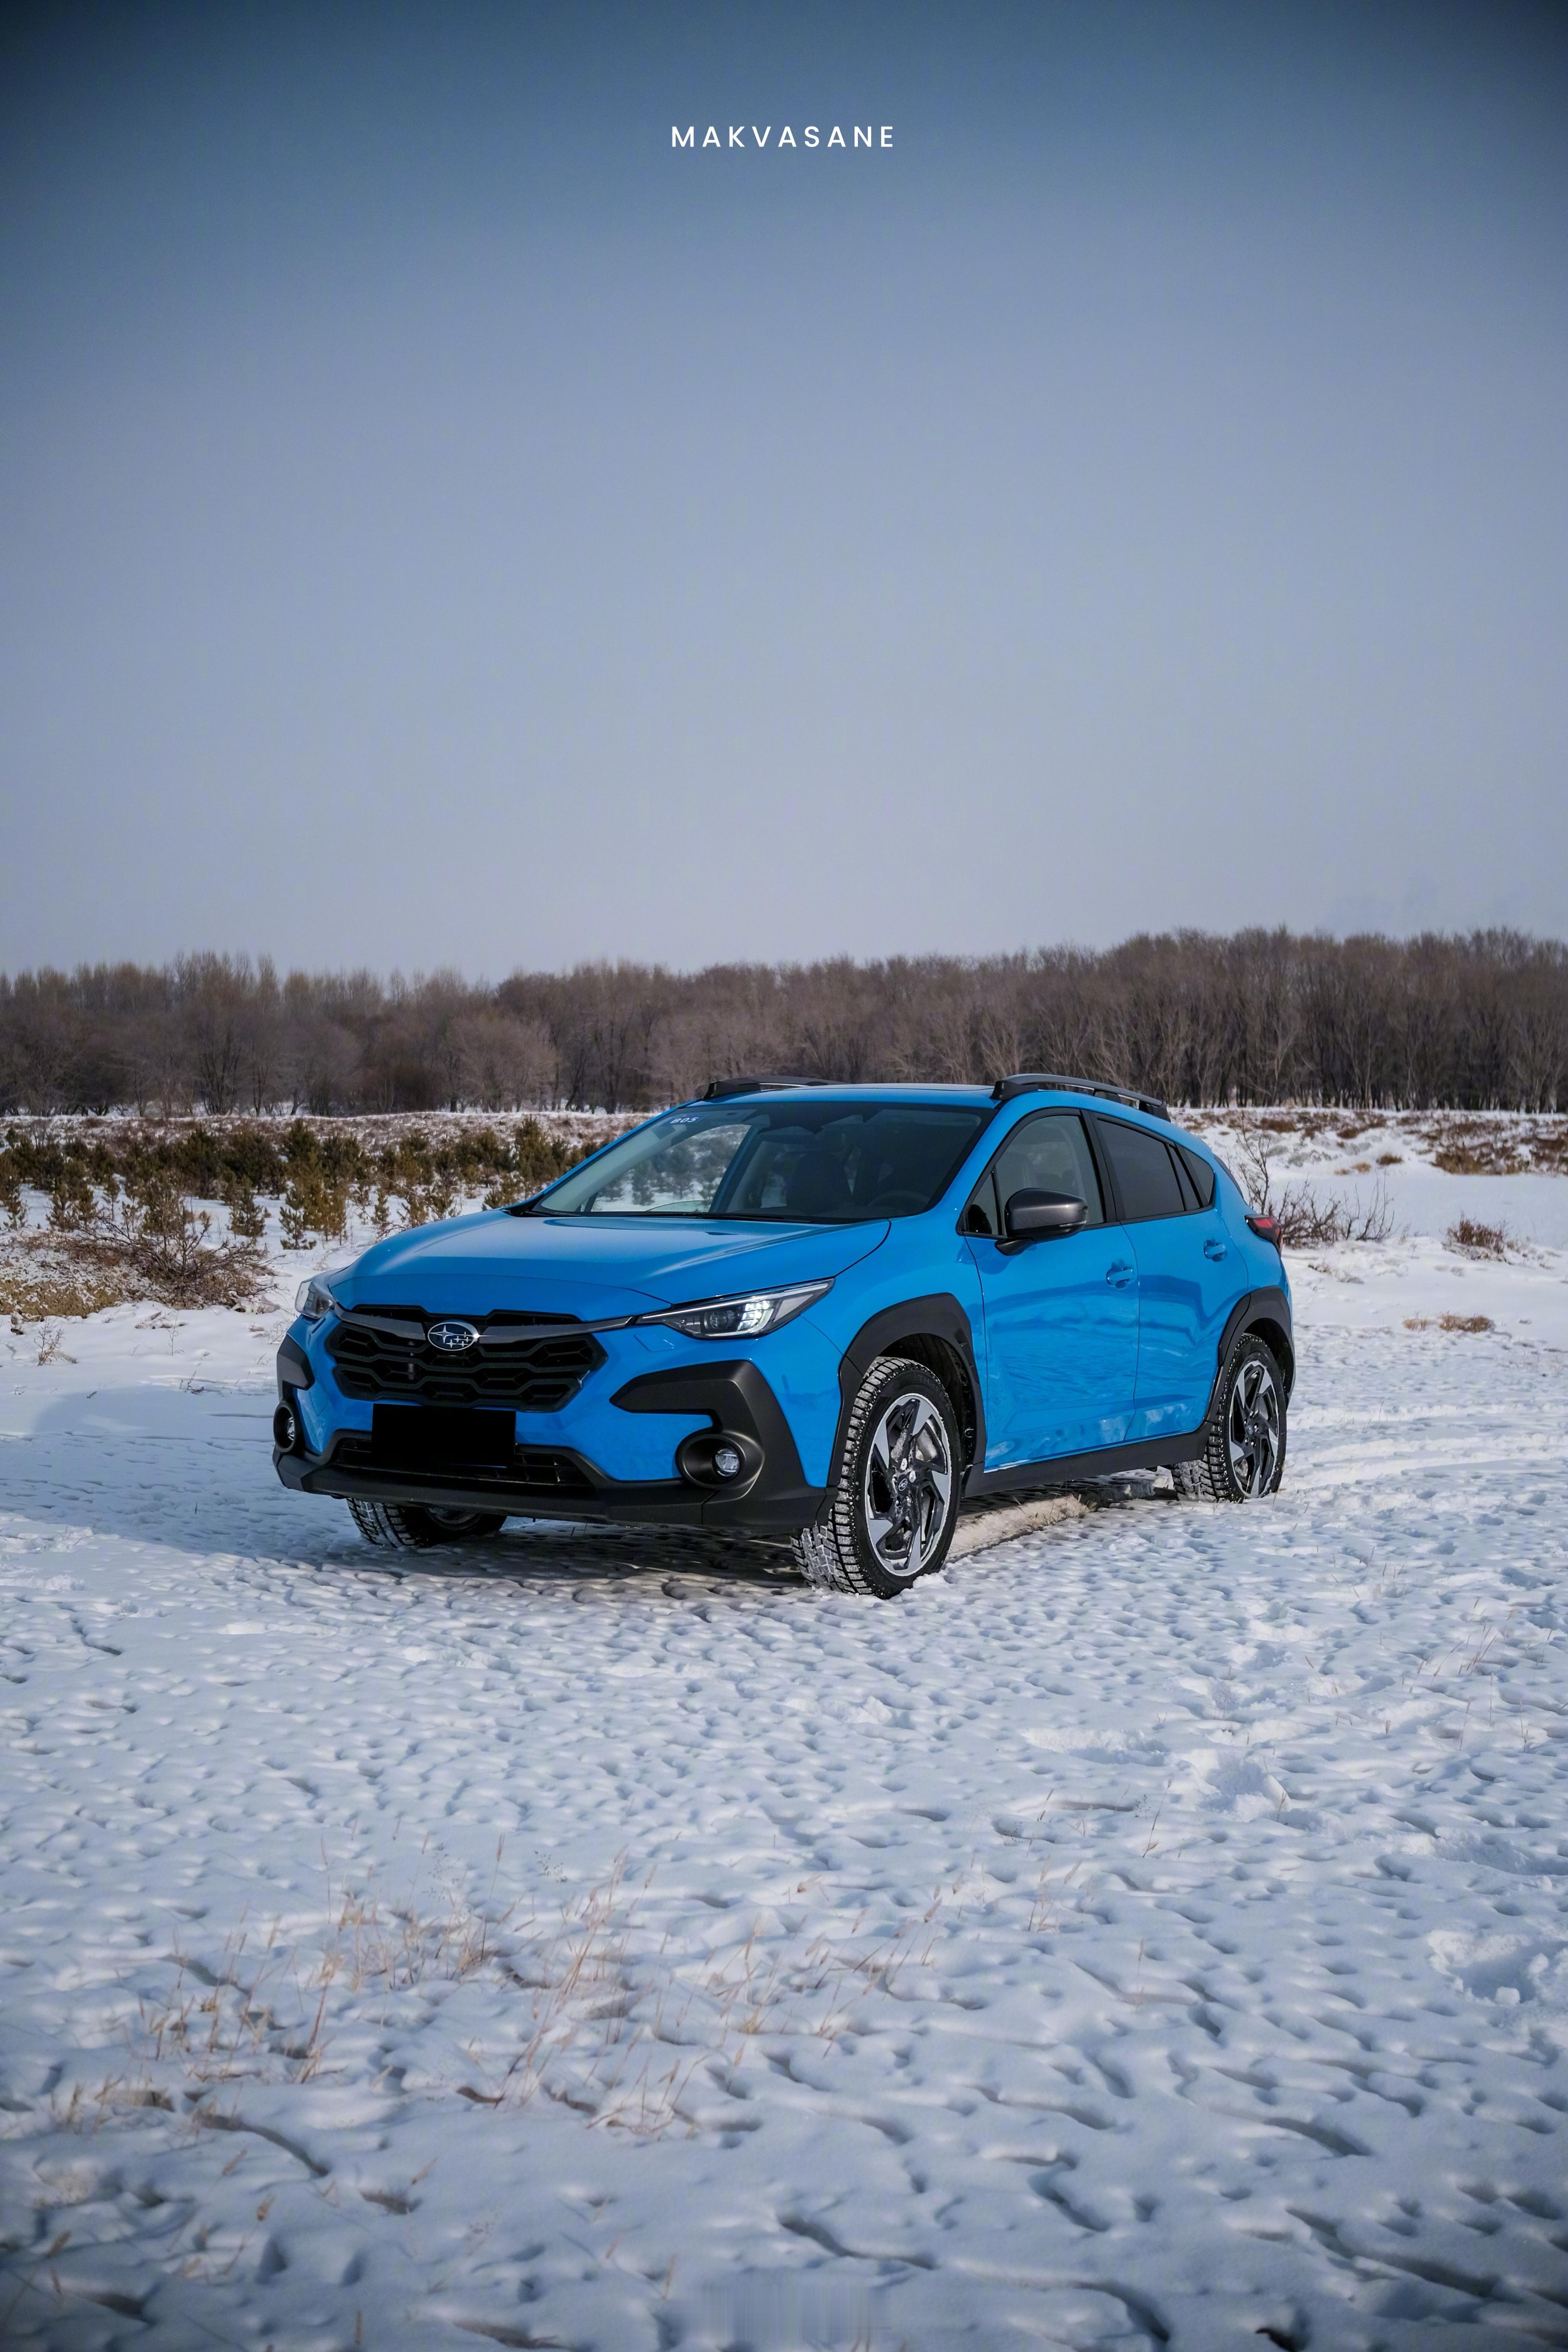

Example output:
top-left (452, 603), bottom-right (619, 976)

top-left (968, 1109), bottom-right (1108, 1237)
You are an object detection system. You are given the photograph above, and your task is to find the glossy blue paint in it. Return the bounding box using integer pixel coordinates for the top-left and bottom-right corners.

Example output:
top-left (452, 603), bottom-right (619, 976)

top-left (1125, 1199), bottom-right (1239, 1438)
top-left (331, 1205), bottom-right (891, 1321)
top-left (965, 1224), bottom-right (1139, 1462)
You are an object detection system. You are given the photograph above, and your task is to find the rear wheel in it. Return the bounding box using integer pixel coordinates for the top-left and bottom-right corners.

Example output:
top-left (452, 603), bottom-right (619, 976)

top-left (348, 1501), bottom-right (507, 1549)
top-left (795, 1356), bottom-right (961, 1597)
top-left (1175, 1332), bottom-right (1287, 1503)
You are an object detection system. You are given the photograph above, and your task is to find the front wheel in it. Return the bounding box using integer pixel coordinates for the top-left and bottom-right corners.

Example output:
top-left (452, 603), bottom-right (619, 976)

top-left (348, 1501), bottom-right (508, 1549)
top-left (1175, 1332), bottom-right (1287, 1503)
top-left (795, 1356), bottom-right (961, 1597)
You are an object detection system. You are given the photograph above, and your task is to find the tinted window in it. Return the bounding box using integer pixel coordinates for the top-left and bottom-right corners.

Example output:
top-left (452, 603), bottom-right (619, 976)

top-left (1176, 1142), bottom-right (1216, 1208)
top-left (967, 1111), bottom-right (1105, 1235)
top-left (527, 1100), bottom-right (990, 1221)
top-left (1097, 1118), bottom-right (1185, 1222)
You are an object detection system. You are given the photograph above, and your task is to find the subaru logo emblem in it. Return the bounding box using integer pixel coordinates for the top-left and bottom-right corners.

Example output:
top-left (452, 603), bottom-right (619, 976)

top-left (426, 1319), bottom-right (480, 1353)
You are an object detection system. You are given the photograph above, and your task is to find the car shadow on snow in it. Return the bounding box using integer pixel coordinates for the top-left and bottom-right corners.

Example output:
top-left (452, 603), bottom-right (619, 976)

top-left (332, 1470), bottom-right (1167, 1597)
top-left (345, 1517), bottom-right (805, 1594)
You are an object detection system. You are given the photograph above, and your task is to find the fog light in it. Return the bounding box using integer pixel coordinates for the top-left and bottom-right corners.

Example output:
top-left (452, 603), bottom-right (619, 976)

top-left (273, 1401), bottom-right (298, 1452)
top-left (713, 1443), bottom-right (743, 1479)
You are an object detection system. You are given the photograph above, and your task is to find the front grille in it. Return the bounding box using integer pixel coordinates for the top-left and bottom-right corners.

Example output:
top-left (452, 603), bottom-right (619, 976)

top-left (330, 1433), bottom-right (596, 1495)
top-left (327, 1308), bottom-right (604, 1411)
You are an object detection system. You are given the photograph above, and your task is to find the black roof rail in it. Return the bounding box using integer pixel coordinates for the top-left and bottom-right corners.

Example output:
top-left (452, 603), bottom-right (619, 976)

top-left (701, 1074), bottom-right (825, 1101)
top-left (991, 1071), bottom-right (1171, 1120)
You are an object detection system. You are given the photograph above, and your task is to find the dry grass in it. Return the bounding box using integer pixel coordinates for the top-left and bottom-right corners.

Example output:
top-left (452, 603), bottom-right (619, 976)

top-left (1, 1194), bottom-right (267, 1317)
top-left (1429, 1119), bottom-right (1529, 1176)
top-left (1419, 1114), bottom-right (1567, 1175)
top-left (1405, 1313), bottom-right (1495, 1334)
top-left (1200, 1107), bottom-right (1568, 1176)
top-left (1446, 1216), bottom-right (1509, 1259)
top-left (34, 1321), bottom-right (75, 1365)
top-left (1, 1256), bottom-right (136, 1322)
top-left (1433, 1146), bottom-right (1519, 1175)
top-left (49, 1843), bottom-right (967, 2156)
top-left (64, 1858), bottom-right (694, 2139)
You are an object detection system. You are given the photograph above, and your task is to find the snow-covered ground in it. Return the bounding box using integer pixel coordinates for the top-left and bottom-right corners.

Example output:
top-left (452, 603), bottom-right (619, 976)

top-left (3, 1160), bottom-right (1568, 2348)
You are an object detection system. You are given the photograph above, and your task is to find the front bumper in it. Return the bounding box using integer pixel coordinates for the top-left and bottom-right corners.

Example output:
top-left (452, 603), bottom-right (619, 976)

top-left (273, 1352), bottom-right (828, 1535)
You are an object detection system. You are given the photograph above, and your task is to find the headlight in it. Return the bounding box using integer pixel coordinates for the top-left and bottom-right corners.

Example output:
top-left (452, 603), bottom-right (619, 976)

top-left (638, 1279), bottom-right (832, 1341)
top-left (295, 1276), bottom-right (342, 1321)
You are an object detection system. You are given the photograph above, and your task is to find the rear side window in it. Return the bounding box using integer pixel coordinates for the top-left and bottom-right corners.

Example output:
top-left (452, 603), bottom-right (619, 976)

top-left (964, 1110), bottom-right (1105, 1236)
top-left (1176, 1142), bottom-right (1216, 1208)
top-left (1096, 1117), bottom-right (1185, 1222)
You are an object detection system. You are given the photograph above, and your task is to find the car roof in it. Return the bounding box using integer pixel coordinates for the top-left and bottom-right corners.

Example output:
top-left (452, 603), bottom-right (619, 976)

top-left (686, 1083), bottom-right (991, 1109)
top-left (695, 1071), bottom-right (1177, 1122)
top-left (684, 1082), bottom-right (1193, 1129)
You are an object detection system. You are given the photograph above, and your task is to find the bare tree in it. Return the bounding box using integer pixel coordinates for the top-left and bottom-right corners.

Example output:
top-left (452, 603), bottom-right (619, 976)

top-left (2, 930), bottom-right (1565, 1114)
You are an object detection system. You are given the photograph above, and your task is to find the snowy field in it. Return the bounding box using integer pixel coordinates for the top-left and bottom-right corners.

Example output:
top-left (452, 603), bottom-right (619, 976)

top-left (3, 1143), bottom-right (1568, 2348)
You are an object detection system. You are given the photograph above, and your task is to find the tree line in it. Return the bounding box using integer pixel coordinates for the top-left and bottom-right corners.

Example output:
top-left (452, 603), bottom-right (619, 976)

top-left (2, 930), bottom-right (1565, 1116)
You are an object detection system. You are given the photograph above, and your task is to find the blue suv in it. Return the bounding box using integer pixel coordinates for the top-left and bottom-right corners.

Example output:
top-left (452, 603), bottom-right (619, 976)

top-left (273, 1076), bottom-right (1292, 1597)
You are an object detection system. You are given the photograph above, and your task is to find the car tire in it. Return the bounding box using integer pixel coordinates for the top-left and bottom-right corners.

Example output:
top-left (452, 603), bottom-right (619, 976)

top-left (795, 1356), bottom-right (962, 1598)
top-left (348, 1501), bottom-right (508, 1548)
top-left (1175, 1332), bottom-right (1287, 1503)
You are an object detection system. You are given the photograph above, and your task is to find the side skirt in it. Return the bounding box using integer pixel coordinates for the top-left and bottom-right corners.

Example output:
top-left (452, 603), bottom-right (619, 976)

top-left (963, 1429), bottom-right (1205, 1501)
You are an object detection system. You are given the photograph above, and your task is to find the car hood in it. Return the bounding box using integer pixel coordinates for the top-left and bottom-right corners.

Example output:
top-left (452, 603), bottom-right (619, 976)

top-left (334, 1211), bottom-right (890, 1322)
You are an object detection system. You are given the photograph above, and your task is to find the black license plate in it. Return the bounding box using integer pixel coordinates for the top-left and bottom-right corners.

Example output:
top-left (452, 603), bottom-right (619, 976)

top-left (370, 1406), bottom-right (515, 1471)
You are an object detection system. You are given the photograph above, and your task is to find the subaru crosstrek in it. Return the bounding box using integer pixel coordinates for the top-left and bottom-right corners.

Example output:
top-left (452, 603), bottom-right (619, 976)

top-left (272, 1075), bottom-right (1293, 1596)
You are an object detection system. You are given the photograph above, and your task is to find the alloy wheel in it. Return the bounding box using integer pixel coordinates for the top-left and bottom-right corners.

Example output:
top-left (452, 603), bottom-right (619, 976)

top-left (862, 1391), bottom-right (954, 1579)
top-left (1225, 1354), bottom-right (1281, 1497)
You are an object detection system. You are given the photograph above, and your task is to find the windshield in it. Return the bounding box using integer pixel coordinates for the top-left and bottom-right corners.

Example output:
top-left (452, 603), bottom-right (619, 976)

top-left (520, 1100), bottom-right (992, 1221)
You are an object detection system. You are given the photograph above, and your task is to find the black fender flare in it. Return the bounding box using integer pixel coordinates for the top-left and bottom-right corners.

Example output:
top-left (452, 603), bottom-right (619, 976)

top-left (1207, 1285), bottom-right (1294, 1416)
top-left (821, 1293), bottom-right (986, 1510)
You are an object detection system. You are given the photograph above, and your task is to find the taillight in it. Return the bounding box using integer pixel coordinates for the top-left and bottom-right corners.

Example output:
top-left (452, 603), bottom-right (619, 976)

top-left (1246, 1214), bottom-right (1281, 1250)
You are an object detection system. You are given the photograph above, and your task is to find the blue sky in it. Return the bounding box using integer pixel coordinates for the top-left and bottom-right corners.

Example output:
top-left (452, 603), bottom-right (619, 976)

top-left (3, 1), bottom-right (1566, 972)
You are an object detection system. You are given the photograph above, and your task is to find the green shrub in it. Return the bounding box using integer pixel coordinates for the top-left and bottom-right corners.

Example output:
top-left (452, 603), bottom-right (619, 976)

top-left (47, 1163), bottom-right (97, 1232)
top-left (280, 1166), bottom-right (353, 1249)
top-left (513, 1117), bottom-right (584, 1192)
top-left (222, 1174), bottom-right (268, 1241)
top-left (4, 1129), bottom-right (66, 1190)
top-left (0, 1154), bottom-right (26, 1229)
top-left (397, 1174), bottom-right (459, 1228)
top-left (207, 1123), bottom-right (289, 1195)
top-left (0, 1114), bottom-right (607, 1242)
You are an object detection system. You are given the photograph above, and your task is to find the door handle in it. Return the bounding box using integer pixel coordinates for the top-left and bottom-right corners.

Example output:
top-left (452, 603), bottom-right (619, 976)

top-left (1105, 1260), bottom-right (1134, 1288)
top-left (1204, 1238), bottom-right (1228, 1261)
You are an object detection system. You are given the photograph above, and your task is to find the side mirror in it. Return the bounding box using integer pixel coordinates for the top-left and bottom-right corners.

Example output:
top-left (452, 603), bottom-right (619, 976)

top-left (1004, 1188), bottom-right (1089, 1242)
